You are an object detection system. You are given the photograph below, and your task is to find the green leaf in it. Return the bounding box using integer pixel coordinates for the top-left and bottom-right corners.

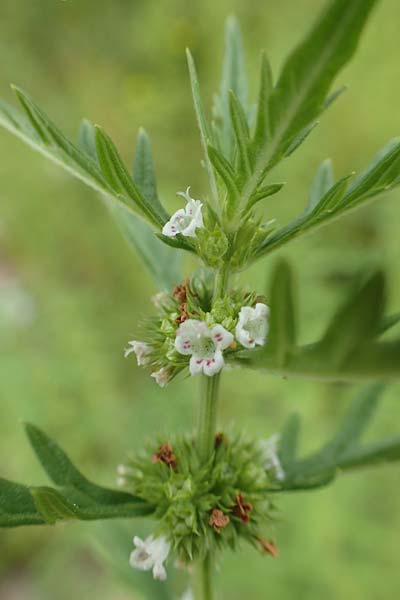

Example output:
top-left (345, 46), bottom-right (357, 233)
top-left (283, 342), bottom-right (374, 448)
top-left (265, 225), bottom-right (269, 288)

top-left (241, 263), bottom-right (400, 382)
top-left (316, 384), bottom-right (384, 461)
top-left (266, 260), bottom-right (297, 368)
top-left (275, 385), bottom-right (400, 492)
top-left (252, 52), bottom-right (273, 156)
top-left (0, 423), bottom-right (155, 528)
top-left (94, 125), bottom-right (168, 228)
top-left (111, 204), bottom-right (182, 289)
top-left (78, 118), bottom-right (98, 160)
top-left (284, 120), bottom-right (319, 158)
top-left (229, 91), bottom-right (252, 179)
top-left (246, 182), bottom-right (285, 211)
top-left (338, 435), bottom-right (400, 470)
top-left (307, 159), bottom-right (334, 213)
top-left (0, 88), bottom-right (192, 286)
top-left (0, 479), bottom-right (44, 527)
top-left (186, 49), bottom-right (218, 203)
top-left (208, 145), bottom-right (240, 203)
top-left (342, 138), bottom-right (400, 205)
top-left (133, 127), bottom-right (158, 203)
top-left (279, 414), bottom-right (301, 465)
top-left (319, 271), bottom-right (385, 366)
top-left (240, 0), bottom-right (379, 207)
top-left (77, 120), bottom-right (183, 288)
top-left (213, 16), bottom-right (248, 160)
top-left (254, 137), bottom-right (400, 259)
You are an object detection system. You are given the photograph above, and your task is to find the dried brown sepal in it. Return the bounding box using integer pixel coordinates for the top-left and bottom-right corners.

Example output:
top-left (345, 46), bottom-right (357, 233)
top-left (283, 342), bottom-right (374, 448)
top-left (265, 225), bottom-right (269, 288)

top-left (258, 537), bottom-right (279, 557)
top-left (152, 443), bottom-right (177, 470)
top-left (209, 508), bottom-right (230, 533)
top-left (176, 302), bottom-right (189, 324)
top-left (232, 493), bottom-right (253, 523)
top-left (172, 284), bottom-right (187, 304)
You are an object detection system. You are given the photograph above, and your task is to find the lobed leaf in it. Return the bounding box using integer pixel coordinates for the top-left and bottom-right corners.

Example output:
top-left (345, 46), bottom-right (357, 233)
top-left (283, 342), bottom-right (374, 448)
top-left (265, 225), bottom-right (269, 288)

top-left (240, 261), bottom-right (400, 382)
top-left (276, 385), bottom-right (400, 492)
top-left (0, 425), bottom-right (153, 528)
top-left (255, 139), bottom-right (400, 259)
top-left (240, 0), bottom-right (379, 208)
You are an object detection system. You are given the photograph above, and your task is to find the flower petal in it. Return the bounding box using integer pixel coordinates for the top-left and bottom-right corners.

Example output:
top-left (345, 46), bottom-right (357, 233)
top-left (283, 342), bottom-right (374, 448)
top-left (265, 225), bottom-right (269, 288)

top-left (162, 209), bottom-right (186, 237)
top-left (211, 324), bottom-right (234, 350)
top-left (152, 562), bottom-right (167, 581)
top-left (189, 355), bottom-right (204, 376)
top-left (203, 350), bottom-right (225, 376)
top-left (175, 319), bottom-right (204, 355)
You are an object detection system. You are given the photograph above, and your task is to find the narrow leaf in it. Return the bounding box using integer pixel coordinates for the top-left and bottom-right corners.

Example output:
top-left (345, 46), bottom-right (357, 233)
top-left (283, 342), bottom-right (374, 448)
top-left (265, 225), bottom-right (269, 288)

top-left (252, 53), bottom-right (273, 154)
top-left (133, 127), bottom-right (158, 203)
top-left (213, 16), bottom-right (248, 159)
top-left (186, 49), bottom-right (218, 202)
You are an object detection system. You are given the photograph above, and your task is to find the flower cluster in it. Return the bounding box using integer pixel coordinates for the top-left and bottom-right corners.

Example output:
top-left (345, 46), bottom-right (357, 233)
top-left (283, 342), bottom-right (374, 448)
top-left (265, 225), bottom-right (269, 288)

top-left (118, 430), bottom-right (281, 579)
top-left (124, 277), bottom-right (270, 387)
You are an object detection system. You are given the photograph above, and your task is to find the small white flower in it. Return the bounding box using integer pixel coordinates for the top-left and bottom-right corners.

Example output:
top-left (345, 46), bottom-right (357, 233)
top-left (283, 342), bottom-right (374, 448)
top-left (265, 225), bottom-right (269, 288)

top-left (259, 434), bottom-right (285, 481)
top-left (124, 340), bottom-right (151, 365)
top-left (235, 303), bottom-right (270, 349)
top-left (151, 367), bottom-right (169, 388)
top-left (175, 319), bottom-right (234, 376)
top-left (162, 187), bottom-right (203, 238)
top-left (130, 535), bottom-right (171, 581)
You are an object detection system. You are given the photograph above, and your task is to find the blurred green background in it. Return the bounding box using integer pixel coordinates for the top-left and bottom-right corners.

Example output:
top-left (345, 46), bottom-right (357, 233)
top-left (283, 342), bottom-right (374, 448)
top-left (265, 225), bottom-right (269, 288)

top-left (0, 0), bottom-right (399, 598)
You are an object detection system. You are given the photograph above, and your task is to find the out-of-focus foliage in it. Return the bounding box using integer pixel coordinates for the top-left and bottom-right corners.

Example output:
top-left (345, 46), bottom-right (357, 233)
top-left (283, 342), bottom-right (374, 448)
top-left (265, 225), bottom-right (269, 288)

top-left (0, 1), bottom-right (399, 599)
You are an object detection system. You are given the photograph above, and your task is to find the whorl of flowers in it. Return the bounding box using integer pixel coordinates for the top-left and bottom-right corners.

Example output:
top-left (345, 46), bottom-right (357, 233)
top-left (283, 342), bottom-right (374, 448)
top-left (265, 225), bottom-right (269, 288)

top-left (124, 277), bottom-right (270, 387)
top-left (118, 430), bottom-right (279, 572)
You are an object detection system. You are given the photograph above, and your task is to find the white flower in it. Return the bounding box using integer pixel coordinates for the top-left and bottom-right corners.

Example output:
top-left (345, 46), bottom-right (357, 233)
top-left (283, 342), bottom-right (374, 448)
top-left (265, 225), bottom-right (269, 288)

top-left (129, 535), bottom-right (171, 581)
top-left (235, 303), bottom-right (270, 349)
top-left (175, 319), bottom-right (234, 376)
top-left (124, 341), bottom-right (151, 365)
top-left (151, 367), bottom-right (169, 388)
top-left (259, 434), bottom-right (285, 481)
top-left (162, 187), bottom-right (203, 238)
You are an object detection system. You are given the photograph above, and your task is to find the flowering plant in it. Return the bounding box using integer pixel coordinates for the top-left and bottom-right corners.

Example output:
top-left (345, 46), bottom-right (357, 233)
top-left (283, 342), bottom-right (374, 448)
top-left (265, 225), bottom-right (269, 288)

top-left (1, 0), bottom-right (400, 598)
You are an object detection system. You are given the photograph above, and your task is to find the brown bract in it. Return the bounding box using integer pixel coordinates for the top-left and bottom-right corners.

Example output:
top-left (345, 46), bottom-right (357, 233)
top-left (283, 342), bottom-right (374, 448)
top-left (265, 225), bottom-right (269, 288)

top-left (152, 443), bottom-right (177, 470)
top-left (209, 509), bottom-right (230, 533)
top-left (232, 493), bottom-right (253, 523)
top-left (258, 537), bottom-right (279, 557)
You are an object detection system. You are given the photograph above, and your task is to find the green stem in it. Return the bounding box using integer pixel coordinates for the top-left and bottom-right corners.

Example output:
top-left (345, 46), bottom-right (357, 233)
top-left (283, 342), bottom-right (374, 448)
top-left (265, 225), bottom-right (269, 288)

top-left (195, 263), bottom-right (230, 599)
top-left (197, 373), bottom-right (221, 463)
top-left (200, 553), bottom-right (214, 600)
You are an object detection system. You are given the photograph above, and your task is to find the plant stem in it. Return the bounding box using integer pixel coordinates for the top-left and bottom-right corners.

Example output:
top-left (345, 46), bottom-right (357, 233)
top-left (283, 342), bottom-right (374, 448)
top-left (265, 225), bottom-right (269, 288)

top-left (197, 373), bottom-right (221, 463)
top-left (195, 263), bottom-right (229, 599)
